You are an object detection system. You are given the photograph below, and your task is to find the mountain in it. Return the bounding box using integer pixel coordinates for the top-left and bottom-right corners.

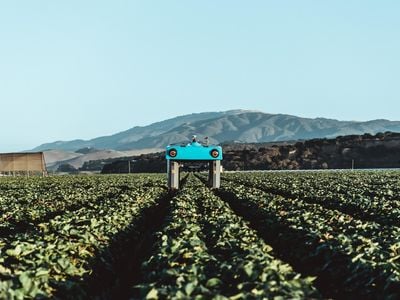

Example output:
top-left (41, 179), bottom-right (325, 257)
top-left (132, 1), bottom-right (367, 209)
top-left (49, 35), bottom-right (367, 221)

top-left (33, 110), bottom-right (400, 152)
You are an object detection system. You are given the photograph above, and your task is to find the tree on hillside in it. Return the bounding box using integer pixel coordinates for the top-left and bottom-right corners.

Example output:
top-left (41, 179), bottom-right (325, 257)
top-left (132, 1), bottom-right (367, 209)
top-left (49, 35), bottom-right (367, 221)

top-left (57, 164), bottom-right (78, 173)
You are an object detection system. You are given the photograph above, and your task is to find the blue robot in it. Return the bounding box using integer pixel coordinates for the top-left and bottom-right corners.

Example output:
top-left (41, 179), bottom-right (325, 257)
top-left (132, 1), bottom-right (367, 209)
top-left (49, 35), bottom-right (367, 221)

top-left (166, 136), bottom-right (223, 189)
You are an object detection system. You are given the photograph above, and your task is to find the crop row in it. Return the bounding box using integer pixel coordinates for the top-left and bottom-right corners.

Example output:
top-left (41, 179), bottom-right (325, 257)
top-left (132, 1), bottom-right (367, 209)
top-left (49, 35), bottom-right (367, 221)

top-left (223, 171), bottom-right (400, 226)
top-left (217, 179), bottom-right (400, 299)
top-left (0, 175), bottom-right (164, 235)
top-left (0, 175), bottom-right (166, 299)
top-left (2, 171), bottom-right (399, 299)
top-left (135, 175), bottom-right (319, 299)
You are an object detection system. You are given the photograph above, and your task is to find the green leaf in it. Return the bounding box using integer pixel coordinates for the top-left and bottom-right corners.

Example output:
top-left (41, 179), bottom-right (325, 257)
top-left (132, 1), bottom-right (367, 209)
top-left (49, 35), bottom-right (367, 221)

top-left (35, 268), bottom-right (50, 277)
top-left (230, 293), bottom-right (246, 300)
top-left (19, 272), bottom-right (33, 292)
top-left (185, 282), bottom-right (196, 296)
top-left (0, 264), bottom-right (11, 275)
top-left (351, 253), bottom-right (364, 262)
top-left (146, 288), bottom-right (159, 300)
top-left (6, 245), bottom-right (22, 257)
top-left (243, 262), bottom-right (254, 277)
top-left (206, 278), bottom-right (222, 288)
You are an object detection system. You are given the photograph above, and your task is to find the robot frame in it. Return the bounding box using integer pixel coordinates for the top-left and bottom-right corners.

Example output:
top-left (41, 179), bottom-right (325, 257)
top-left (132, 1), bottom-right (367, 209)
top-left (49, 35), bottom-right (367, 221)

top-left (166, 136), bottom-right (223, 190)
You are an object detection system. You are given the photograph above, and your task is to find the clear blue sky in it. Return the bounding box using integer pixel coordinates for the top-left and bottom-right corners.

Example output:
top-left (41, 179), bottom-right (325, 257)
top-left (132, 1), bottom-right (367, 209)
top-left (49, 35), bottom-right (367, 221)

top-left (1, 1), bottom-right (399, 152)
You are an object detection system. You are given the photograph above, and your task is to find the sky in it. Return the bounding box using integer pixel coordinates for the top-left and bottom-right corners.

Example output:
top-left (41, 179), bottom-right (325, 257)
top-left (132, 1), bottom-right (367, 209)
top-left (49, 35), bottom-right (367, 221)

top-left (0, 1), bottom-right (399, 152)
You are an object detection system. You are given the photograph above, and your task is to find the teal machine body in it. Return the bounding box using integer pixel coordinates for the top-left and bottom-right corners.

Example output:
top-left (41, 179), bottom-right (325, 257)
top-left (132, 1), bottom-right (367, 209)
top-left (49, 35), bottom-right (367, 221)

top-left (166, 138), bottom-right (223, 189)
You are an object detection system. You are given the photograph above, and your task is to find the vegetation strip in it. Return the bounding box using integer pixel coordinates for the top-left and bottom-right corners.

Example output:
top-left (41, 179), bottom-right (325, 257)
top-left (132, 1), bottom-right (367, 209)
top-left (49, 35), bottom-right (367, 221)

top-left (216, 180), bottom-right (400, 299)
top-left (0, 175), bottom-right (166, 299)
top-left (1, 171), bottom-right (399, 299)
top-left (194, 176), bottom-right (320, 299)
top-left (135, 175), bottom-right (319, 299)
top-left (0, 175), bottom-right (165, 235)
top-left (223, 171), bottom-right (400, 226)
top-left (84, 190), bottom-right (173, 300)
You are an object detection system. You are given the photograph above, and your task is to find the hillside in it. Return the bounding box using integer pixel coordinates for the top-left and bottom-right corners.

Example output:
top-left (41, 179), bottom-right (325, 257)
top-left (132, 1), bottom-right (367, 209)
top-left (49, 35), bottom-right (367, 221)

top-left (100, 131), bottom-right (400, 173)
top-left (33, 110), bottom-right (400, 152)
top-left (44, 148), bottom-right (162, 171)
top-left (221, 131), bottom-right (400, 170)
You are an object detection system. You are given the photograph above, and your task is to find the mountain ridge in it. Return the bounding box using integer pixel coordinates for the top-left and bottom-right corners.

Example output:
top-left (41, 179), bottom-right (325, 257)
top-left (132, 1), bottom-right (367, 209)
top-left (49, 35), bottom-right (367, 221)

top-left (33, 110), bottom-right (400, 152)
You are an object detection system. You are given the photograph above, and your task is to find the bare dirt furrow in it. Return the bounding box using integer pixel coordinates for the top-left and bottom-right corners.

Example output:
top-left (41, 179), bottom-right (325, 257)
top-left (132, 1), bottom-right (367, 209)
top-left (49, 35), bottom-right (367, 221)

top-left (83, 190), bottom-right (174, 300)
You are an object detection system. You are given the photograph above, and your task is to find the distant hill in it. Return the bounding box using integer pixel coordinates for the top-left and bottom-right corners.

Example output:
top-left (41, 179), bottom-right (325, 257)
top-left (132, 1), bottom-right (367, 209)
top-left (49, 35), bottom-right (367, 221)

top-left (33, 110), bottom-right (400, 152)
top-left (44, 148), bottom-right (162, 171)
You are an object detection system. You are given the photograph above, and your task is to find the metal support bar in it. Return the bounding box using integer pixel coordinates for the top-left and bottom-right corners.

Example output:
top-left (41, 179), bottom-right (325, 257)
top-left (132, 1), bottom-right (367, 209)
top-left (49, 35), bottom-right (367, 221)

top-left (208, 160), bottom-right (221, 189)
top-left (168, 160), bottom-right (180, 190)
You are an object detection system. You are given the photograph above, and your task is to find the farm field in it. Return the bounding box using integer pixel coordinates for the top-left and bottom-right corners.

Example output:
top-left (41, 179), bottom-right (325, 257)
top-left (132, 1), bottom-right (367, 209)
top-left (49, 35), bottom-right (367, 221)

top-left (0, 171), bottom-right (399, 299)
